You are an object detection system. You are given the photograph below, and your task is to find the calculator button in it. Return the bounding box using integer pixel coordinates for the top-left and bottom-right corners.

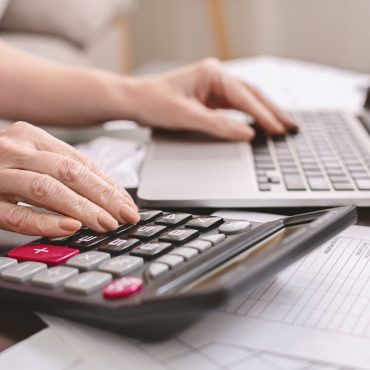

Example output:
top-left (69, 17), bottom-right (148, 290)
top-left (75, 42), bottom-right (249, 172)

top-left (98, 238), bottom-right (140, 254)
top-left (169, 247), bottom-right (198, 261)
top-left (7, 244), bottom-right (79, 266)
top-left (183, 240), bottom-right (212, 253)
top-left (130, 225), bottom-right (167, 240)
top-left (219, 220), bottom-right (251, 235)
top-left (130, 242), bottom-right (172, 260)
top-left (158, 228), bottom-right (199, 245)
top-left (138, 210), bottom-right (163, 224)
top-left (111, 224), bottom-right (135, 236)
top-left (64, 271), bottom-right (112, 295)
top-left (155, 213), bottom-right (192, 227)
top-left (147, 262), bottom-right (169, 278)
top-left (1, 262), bottom-right (46, 282)
top-left (98, 256), bottom-right (144, 276)
top-left (66, 251), bottom-right (110, 271)
top-left (32, 266), bottom-right (78, 288)
top-left (186, 217), bottom-right (223, 231)
top-left (0, 257), bottom-right (17, 272)
top-left (40, 233), bottom-right (80, 245)
top-left (199, 234), bottom-right (226, 246)
top-left (156, 254), bottom-right (184, 268)
top-left (103, 276), bottom-right (143, 300)
top-left (68, 234), bottom-right (109, 250)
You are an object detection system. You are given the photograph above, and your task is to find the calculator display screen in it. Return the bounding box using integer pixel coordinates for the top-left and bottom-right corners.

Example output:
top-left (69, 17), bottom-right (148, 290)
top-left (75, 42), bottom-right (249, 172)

top-left (182, 224), bottom-right (305, 292)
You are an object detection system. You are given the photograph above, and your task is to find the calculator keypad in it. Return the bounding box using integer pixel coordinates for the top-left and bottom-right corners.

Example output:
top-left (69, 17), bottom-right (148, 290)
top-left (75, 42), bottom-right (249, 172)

top-left (0, 211), bottom-right (256, 301)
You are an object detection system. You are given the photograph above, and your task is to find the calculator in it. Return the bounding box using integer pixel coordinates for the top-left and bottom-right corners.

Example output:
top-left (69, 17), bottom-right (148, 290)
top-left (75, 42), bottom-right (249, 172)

top-left (0, 206), bottom-right (356, 339)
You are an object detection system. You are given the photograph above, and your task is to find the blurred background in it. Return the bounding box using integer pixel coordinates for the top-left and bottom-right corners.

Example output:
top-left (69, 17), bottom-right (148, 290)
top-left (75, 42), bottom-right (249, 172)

top-left (0, 0), bottom-right (369, 75)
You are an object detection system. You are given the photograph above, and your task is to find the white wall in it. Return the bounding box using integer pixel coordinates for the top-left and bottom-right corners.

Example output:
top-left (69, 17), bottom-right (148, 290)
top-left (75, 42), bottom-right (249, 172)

top-left (129, 0), bottom-right (370, 73)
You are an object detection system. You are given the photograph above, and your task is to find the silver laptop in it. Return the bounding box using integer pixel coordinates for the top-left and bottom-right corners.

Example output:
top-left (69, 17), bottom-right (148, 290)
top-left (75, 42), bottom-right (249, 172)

top-left (138, 96), bottom-right (370, 208)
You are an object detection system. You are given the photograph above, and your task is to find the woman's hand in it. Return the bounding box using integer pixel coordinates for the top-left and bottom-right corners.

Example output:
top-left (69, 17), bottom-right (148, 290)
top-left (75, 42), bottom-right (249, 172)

top-left (130, 58), bottom-right (296, 140)
top-left (0, 121), bottom-right (139, 237)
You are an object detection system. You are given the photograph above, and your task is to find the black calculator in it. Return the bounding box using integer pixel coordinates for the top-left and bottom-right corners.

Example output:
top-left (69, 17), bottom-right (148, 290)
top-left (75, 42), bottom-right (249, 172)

top-left (0, 206), bottom-right (356, 339)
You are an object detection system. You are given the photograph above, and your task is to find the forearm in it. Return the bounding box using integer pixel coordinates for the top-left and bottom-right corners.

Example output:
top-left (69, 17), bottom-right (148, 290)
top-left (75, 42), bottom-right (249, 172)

top-left (0, 41), bottom-right (137, 126)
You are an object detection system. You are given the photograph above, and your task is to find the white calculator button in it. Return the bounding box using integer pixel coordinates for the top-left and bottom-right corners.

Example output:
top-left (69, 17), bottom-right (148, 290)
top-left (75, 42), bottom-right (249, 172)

top-left (0, 257), bottom-right (17, 272)
top-left (219, 220), bottom-right (251, 235)
top-left (64, 271), bottom-right (112, 295)
top-left (169, 247), bottom-right (198, 261)
top-left (66, 251), bottom-right (110, 271)
top-left (98, 256), bottom-right (144, 276)
top-left (183, 240), bottom-right (212, 253)
top-left (156, 254), bottom-right (184, 268)
top-left (148, 262), bottom-right (169, 278)
top-left (199, 234), bottom-right (226, 246)
top-left (1, 262), bottom-right (46, 282)
top-left (32, 266), bottom-right (78, 288)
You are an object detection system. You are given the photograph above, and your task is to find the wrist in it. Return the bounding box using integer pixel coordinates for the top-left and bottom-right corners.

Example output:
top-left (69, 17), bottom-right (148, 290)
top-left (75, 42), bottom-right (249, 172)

top-left (91, 70), bottom-right (142, 123)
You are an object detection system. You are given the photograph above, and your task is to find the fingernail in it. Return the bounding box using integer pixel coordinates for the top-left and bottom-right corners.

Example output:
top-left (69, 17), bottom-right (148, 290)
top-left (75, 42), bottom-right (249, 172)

top-left (59, 218), bottom-right (82, 233)
top-left (97, 212), bottom-right (119, 231)
top-left (119, 205), bottom-right (140, 224)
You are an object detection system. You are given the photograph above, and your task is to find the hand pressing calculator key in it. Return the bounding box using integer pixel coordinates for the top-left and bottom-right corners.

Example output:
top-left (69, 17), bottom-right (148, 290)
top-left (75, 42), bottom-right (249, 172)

top-left (0, 206), bottom-right (356, 340)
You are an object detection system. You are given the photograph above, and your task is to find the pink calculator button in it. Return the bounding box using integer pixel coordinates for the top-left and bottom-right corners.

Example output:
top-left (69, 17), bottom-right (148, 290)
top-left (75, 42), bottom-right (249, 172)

top-left (7, 244), bottom-right (79, 266)
top-left (103, 276), bottom-right (143, 299)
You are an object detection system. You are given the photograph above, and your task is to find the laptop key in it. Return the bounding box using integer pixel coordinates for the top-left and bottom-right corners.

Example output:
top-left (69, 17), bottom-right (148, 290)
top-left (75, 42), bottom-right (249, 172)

top-left (307, 177), bottom-right (330, 191)
top-left (259, 184), bottom-right (271, 191)
top-left (283, 174), bottom-right (306, 190)
top-left (355, 179), bottom-right (370, 190)
top-left (332, 182), bottom-right (354, 191)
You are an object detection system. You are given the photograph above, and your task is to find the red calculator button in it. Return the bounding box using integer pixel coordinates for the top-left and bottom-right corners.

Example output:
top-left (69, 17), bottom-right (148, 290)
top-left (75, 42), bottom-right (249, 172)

top-left (7, 244), bottom-right (79, 266)
top-left (103, 276), bottom-right (143, 299)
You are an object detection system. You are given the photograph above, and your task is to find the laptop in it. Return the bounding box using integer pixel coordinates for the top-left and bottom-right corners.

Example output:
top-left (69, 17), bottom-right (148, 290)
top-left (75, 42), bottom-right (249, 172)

top-left (137, 90), bottom-right (370, 208)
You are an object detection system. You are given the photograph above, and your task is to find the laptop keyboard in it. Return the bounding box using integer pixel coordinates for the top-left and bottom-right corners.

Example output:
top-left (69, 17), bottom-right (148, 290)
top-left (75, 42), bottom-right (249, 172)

top-left (252, 111), bottom-right (370, 192)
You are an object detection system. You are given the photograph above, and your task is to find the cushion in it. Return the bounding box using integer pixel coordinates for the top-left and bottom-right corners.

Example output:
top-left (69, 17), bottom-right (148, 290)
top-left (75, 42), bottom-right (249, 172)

top-left (0, 0), bottom-right (135, 47)
top-left (0, 0), bottom-right (8, 20)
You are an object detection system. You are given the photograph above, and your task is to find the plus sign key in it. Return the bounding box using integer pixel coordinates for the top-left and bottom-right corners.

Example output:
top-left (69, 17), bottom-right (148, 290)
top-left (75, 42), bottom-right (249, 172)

top-left (7, 244), bottom-right (79, 266)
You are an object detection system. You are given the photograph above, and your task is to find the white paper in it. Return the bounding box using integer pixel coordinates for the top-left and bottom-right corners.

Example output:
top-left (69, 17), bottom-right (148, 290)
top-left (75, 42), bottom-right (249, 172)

top-left (75, 137), bottom-right (146, 188)
top-left (225, 56), bottom-right (370, 111)
top-left (0, 327), bottom-right (84, 370)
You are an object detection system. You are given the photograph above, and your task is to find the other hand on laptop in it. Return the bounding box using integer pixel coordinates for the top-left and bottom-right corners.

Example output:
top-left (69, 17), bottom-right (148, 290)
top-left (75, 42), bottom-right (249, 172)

top-left (128, 58), bottom-right (297, 140)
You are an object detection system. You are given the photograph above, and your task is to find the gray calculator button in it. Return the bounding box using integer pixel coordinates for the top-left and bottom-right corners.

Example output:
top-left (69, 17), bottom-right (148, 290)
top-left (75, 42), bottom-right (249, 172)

top-left (98, 256), bottom-right (144, 276)
top-left (199, 234), bottom-right (226, 246)
top-left (170, 247), bottom-right (198, 261)
top-left (1, 262), bottom-right (46, 282)
top-left (184, 240), bottom-right (212, 253)
top-left (219, 220), bottom-right (251, 235)
top-left (66, 251), bottom-right (110, 271)
top-left (64, 271), bottom-right (112, 295)
top-left (0, 257), bottom-right (17, 272)
top-left (32, 266), bottom-right (78, 288)
top-left (148, 262), bottom-right (169, 278)
top-left (156, 254), bottom-right (184, 268)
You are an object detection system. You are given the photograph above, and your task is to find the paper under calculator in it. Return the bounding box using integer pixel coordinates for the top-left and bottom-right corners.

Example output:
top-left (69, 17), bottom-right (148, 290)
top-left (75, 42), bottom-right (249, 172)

top-left (0, 206), bottom-right (356, 339)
